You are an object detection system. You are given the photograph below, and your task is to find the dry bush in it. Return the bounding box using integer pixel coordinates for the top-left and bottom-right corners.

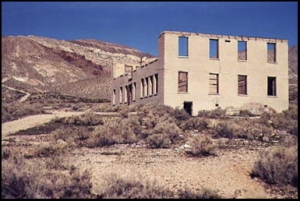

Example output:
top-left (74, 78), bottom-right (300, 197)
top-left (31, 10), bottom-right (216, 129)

top-left (138, 103), bottom-right (177, 129)
top-left (173, 107), bottom-right (190, 121)
top-left (186, 135), bottom-right (217, 157)
top-left (239, 109), bottom-right (257, 117)
top-left (2, 102), bottom-right (46, 123)
top-left (61, 111), bottom-right (103, 126)
top-left (177, 187), bottom-right (221, 199)
top-left (2, 155), bottom-right (93, 198)
top-left (251, 145), bottom-right (298, 187)
top-left (147, 121), bottom-right (182, 148)
top-left (212, 122), bottom-right (235, 139)
top-left (270, 106), bottom-right (298, 136)
top-left (97, 173), bottom-right (174, 199)
top-left (90, 117), bottom-right (137, 147)
top-left (182, 117), bottom-right (209, 131)
top-left (198, 108), bottom-right (228, 119)
top-left (52, 126), bottom-right (93, 146)
top-left (34, 140), bottom-right (71, 158)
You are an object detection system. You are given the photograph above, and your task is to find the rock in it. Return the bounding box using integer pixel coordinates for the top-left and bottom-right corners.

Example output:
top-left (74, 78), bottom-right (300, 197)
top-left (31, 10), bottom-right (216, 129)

top-left (262, 136), bottom-right (270, 143)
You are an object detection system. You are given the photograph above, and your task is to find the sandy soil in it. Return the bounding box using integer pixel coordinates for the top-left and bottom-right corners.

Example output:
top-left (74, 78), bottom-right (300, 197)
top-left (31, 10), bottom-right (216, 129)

top-left (2, 113), bottom-right (297, 199)
top-left (69, 145), bottom-right (280, 199)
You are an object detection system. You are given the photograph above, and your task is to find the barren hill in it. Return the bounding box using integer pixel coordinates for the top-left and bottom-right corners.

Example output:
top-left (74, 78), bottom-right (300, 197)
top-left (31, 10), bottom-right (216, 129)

top-left (1, 35), bottom-right (155, 100)
top-left (288, 46), bottom-right (298, 84)
top-left (2, 35), bottom-right (297, 101)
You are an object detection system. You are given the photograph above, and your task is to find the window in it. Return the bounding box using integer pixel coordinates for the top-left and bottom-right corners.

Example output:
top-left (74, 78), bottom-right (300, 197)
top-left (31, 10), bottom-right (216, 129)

top-left (119, 87), bottom-right (123, 103)
top-left (209, 73), bottom-right (219, 94)
top-left (178, 71), bottom-right (188, 92)
top-left (178, 36), bottom-right (188, 57)
top-left (238, 41), bottom-right (247, 60)
top-left (209, 39), bottom-right (219, 59)
top-left (154, 73), bottom-right (158, 94)
top-left (133, 82), bottom-right (136, 101)
top-left (141, 79), bottom-right (144, 98)
top-left (149, 76), bottom-right (153, 96)
top-left (112, 89), bottom-right (116, 105)
top-left (124, 86), bottom-right (128, 103)
top-left (145, 77), bottom-right (148, 97)
top-left (267, 43), bottom-right (276, 63)
top-left (268, 77), bottom-right (276, 96)
top-left (238, 75), bottom-right (247, 95)
top-left (125, 65), bottom-right (133, 78)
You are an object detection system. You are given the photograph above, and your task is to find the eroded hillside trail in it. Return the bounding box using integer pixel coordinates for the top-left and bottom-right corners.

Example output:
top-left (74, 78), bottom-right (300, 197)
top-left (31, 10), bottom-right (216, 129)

top-left (2, 83), bottom-right (31, 103)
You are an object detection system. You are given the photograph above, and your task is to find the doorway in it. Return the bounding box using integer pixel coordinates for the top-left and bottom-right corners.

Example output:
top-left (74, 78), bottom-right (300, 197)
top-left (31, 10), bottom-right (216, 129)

top-left (183, 101), bottom-right (193, 116)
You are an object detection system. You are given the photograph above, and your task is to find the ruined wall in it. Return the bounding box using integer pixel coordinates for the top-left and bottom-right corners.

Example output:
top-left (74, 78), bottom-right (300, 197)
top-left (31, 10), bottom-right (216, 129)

top-left (161, 31), bottom-right (289, 115)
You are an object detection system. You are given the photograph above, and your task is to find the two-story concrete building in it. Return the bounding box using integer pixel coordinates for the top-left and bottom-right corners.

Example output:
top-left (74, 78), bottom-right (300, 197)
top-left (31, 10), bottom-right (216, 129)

top-left (111, 31), bottom-right (289, 116)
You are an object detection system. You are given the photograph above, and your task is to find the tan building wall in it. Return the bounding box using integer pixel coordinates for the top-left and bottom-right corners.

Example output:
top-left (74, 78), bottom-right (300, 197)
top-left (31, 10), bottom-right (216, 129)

top-left (112, 31), bottom-right (289, 115)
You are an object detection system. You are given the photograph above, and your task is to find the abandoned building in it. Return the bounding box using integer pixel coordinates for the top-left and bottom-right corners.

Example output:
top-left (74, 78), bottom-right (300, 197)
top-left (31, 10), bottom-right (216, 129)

top-left (111, 31), bottom-right (289, 116)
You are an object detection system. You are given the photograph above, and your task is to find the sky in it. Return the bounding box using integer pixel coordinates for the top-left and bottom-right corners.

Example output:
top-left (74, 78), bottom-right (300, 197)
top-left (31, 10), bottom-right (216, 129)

top-left (2, 1), bottom-right (298, 56)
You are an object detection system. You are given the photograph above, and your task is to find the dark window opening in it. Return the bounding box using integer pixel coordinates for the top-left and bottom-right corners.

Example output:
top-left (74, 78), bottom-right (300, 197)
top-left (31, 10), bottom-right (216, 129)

top-left (209, 39), bottom-right (219, 59)
top-left (238, 75), bottom-right (247, 95)
top-left (267, 43), bottom-right (276, 63)
top-left (268, 77), bottom-right (276, 96)
top-left (179, 36), bottom-right (188, 57)
top-left (178, 71), bottom-right (188, 92)
top-left (184, 102), bottom-right (193, 116)
top-left (141, 79), bottom-right (145, 98)
top-left (155, 73), bottom-right (158, 94)
top-left (112, 89), bottom-right (116, 105)
top-left (127, 85), bottom-right (132, 106)
top-left (209, 73), bottom-right (219, 94)
top-left (238, 41), bottom-right (247, 60)
top-left (120, 87), bottom-right (123, 103)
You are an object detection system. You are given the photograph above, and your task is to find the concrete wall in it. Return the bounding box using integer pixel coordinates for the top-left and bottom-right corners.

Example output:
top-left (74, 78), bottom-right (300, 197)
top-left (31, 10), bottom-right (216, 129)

top-left (111, 31), bottom-right (289, 115)
top-left (161, 31), bottom-right (289, 115)
top-left (111, 59), bottom-right (164, 105)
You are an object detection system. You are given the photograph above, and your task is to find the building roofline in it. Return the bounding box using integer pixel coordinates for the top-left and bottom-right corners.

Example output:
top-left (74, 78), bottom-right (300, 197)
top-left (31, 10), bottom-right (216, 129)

top-left (159, 30), bottom-right (287, 42)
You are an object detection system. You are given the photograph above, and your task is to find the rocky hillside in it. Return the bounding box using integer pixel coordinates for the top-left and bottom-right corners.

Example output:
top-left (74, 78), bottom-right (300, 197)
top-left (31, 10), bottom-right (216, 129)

top-left (288, 46), bottom-right (298, 84)
top-left (2, 35), bottom-right (297, 101)
top-left (1, 35), bottom-right (155, 100)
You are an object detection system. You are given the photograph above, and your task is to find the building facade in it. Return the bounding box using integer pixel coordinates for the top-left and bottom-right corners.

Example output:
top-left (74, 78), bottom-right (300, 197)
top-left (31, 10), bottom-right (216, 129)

top-left (111, 31), bottom-right (289, 116)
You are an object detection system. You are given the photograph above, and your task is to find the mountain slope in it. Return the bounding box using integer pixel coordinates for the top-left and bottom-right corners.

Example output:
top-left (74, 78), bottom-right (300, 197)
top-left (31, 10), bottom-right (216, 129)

top-left (1, 35), bottom-right (155, 100)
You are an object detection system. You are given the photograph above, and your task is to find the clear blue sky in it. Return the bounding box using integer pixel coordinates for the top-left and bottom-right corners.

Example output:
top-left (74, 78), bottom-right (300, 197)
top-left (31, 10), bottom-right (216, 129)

top-left (2, 1), bottom-right (298, 56)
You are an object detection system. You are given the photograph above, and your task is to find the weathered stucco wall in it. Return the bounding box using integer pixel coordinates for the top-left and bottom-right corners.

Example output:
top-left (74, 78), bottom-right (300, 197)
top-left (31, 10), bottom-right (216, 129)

top-left (112, 31), bottom-right (289, 115)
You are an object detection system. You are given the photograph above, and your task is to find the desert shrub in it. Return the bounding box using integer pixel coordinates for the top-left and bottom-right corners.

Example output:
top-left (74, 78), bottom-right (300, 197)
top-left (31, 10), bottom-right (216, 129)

top-left (182, 117), bottom-right (209, 131)
top-left (2, 156), bottom-right (93, 198)
top-left (90, 117), bottom-right (137, 147)
top-left (2, 102), bottom-right (46, 123)
top-left (97, 173), bottom-right (174, 199)
top-left (212, 122), bottom-right (235, 139)
top-left (251, 145), bottom-right (298, 187)
top-left (146, 134), bottom-right (171, 149)
top-left (62, 111), bottom-right (103, 126)
top-left (147, 121), bottom-right (182, 148)
top-left (270, 107), bottom-right (298, 136)
top-left (186, 135), bottom-right (217, 157)
top-left (177, 187), bottom-right (221, 199)
top-left (138, 103), bottom-right (177, 130)
top-left (34, 140), bottom-right (71, 158)
top-left (198, 108), bottom-right (228, 119)
top-left (2, 148), bottom-right (11, 160)
top-left (239, 109), bottom-right (257, 117)
top-left (52, 126), bottom-right (93, 146)
top-left (173, 107), bottom-right (190, 121)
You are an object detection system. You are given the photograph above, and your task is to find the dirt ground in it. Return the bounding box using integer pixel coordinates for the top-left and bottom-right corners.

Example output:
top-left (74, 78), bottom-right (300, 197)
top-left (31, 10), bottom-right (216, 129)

top-left (1, 111), bottom-right (297, 199)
